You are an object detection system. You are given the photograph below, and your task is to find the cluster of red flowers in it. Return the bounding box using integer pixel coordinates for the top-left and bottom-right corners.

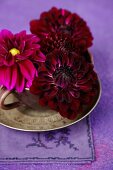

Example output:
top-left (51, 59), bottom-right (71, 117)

top-left (30, 7), bottom-right (99, 120)
top-left (0, 7), bottom-right (99, 120)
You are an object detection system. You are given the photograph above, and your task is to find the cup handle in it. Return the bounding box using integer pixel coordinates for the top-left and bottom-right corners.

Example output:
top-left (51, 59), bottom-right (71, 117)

top-left (0, 87), bottom-right (21, 110)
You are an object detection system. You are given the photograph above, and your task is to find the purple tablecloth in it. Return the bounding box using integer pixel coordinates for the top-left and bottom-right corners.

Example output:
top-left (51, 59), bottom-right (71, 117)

top-left (0, 117), bottom-right (95, 164)
top-left (0, 0), bottom-right (113, 169)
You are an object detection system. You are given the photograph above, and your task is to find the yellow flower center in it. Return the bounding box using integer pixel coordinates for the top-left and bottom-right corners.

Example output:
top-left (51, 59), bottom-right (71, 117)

top-left (9, 48), bottom-right (20, 56)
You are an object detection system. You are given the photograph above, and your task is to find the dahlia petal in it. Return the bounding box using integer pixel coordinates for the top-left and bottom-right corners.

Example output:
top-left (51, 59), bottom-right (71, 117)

top-left (69, 90), bottom-right (80, 98)
top-left (61, 9), bottom-right (65, 16)
top-left (30, 20), bottom-right (48, 37)
top-left (38, 72), bottom-right (52, 80)
top-left (67, 110), bottom-right (78, 120)
top-left (27, 35), bottom-right (40, 43)
top-left (55, 76), bottom-right (61, 87)
top-left (33, 76), bottom-right (44, 83)
top-left (60, 53), bottom-right (69, 66)
top-left (34, 51), bottom-right (46, 62)
top-left (44, 87), bottom-right (58, 98)
top-left (19, 40), bottom-right (26, 53)
top-left (0, 44), bottom-right (8, 53)
top-left (30, 44), bottom-right (40, 49)
top-left (66, 100), bottom-right (81, 120)
top-left (38, 97), bottom-right (47, 106)
top-left (71, 99), bottom-right (80, 110)
top-left (50, 56), bottom-right (58, 66)
top-left (45, 61), bottom-right (55, 72)
top-left (57, 90), bottom-right (67, 102)
top-left (58, 102), bottom-right (69, 117)
top-left (79, 82), bottom-right (92, 92)
top-left (0, 65), bottom-right (17, 90)
top-left (37, 79), bottom-right (53, 86)
top-left (64, 91), bottom-right (72, 103)
top-left (48, 99), bottom-right (57, 109)
top-left (8, 65), bottom-right (17, 90)
top-left (2, 67), bottom-right (11, 89)
top-left (22, 50), bottom-right (34, 57)
top-left (65, 14), bottom-right (73, 25)
top-left (30, 20), bottom-right (40, 34)
top-left (4, 53), bottom-right (14, 66)
top-left (80, 93), bottom-right (93, 105)
top-left (26, 79), bottom-right (33, 88)
top-left (15, 30), bottom-right (26, 39)
top-left (0, 55), bottom-right (4, 66)
top-left (59, 101), bottom-right (69, 111)
top-left (0, 66), bottom-right (5, 85)
top-left (90, 71), bottom-right (98, 81)
top-left (59, 110), bottom-right (68, 118)
top-left (16, 54), bottom-right (27, 61)
top-left (1, 29), bottom-right (13, 39)
top-left (40, 11), bottom-right (49, 19)
top-left (77, 76), bottom-right (90, 84)
top-left (16, 72), bottom-right (25, 92)
top-left (18, 59), bottom-right (36, 80)
top-left (30, 83), bottom-right (41, 95)
top-left (38, 63), bottom-right (47, 72)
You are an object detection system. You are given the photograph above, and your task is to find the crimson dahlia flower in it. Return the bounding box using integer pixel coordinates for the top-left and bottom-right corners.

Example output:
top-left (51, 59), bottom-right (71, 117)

top-left (30, 7), bottom-right (93, 53)
top-left (30, 50), bottom-right (98, 120)
top-left (0, 29), bottom-right (45, 92)
top-left (40, 32), bottom-right (81, 55)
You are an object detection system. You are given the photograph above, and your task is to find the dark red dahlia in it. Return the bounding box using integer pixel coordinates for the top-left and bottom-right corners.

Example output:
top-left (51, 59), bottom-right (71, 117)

top-left (30, 7), bottom-right (93, 52)
top-left (40, 32), bottom-right (81, 55)
top-left (30, 50), bottom-right (98, 120)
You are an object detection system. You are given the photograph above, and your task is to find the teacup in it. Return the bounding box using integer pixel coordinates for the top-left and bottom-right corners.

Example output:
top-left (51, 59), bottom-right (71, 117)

top-left (0, 86), bottom-right (46, 110)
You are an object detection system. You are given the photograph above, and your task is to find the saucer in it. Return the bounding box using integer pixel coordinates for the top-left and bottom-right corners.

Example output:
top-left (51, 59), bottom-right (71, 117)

top-left (0, 78), bottom-right (101, 132)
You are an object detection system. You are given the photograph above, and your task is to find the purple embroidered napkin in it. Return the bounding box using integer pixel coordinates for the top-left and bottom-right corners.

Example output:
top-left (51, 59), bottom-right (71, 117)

top-left (0, 116), bottom-right (94, 164)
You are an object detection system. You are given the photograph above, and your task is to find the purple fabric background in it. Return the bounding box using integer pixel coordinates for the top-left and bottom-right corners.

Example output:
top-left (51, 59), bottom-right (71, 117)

top-left (0, 0), bottom-right (113, 169)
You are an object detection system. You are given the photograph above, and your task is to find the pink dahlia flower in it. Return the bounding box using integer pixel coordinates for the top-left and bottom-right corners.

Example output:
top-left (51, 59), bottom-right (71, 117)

top-left (30, 7), bottom-right (93, 52)
top-left (30, 50), bottom-right (98, 120)
top-left (0, 29), bottom-right (45, 92)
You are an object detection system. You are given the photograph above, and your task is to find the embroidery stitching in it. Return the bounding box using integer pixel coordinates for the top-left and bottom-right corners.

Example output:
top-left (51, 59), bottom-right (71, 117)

top-left (26, 128), bottom-right (78, 151)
